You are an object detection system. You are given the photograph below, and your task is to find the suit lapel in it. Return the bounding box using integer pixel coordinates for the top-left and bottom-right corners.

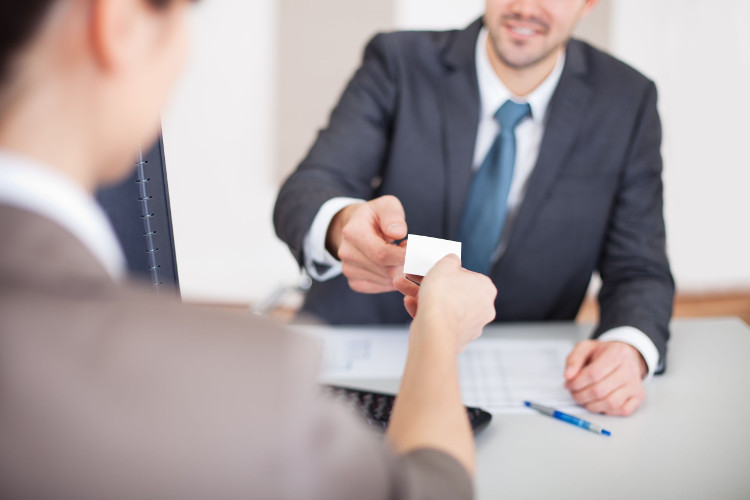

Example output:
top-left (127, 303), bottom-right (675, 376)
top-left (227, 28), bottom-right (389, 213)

top-left (438, 19), bottom-right (483, 240)
top-left (502, 41), bottom-right (592, 253)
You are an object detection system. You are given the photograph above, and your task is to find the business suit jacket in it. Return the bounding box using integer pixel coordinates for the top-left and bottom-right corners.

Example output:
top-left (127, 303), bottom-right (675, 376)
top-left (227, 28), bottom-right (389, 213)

top-left (0, 204), bottom-right (471, 500)
top-left (274, 18), bottom-right (675, 367)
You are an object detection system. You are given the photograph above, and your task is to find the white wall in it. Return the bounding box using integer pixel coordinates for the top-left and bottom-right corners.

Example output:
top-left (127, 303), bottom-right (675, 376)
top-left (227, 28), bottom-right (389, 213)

top-left (163, 0), bottom-right (750, 305)
top-left (162, 0), bottom-right (299, 304)
top-left (609, 0), bottom-right (750, 290)
top-left (276, 0), bottom-right (396, 181)
top-left (395, 0), bottom-right (483, 29)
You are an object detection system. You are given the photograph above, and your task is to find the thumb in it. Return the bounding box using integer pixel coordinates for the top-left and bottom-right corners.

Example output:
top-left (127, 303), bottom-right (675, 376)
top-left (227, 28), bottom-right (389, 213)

top-left (564, 340), bottom-right (597, 381)
top-left (403, 296), bottom-right (418, 318)
top-left (371, 195), bottom-right (407, 240)
top-left (428, 253), bottom-right (462, 277)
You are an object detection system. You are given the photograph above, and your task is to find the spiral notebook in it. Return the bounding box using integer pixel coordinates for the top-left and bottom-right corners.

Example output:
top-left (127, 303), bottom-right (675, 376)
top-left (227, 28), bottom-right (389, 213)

top-left (96, 134), bottom-right (179, 293)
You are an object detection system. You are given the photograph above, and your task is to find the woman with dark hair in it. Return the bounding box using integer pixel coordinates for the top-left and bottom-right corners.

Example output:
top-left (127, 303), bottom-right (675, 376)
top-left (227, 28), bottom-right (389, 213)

top-left (0, 1), bottom-right (496, 499)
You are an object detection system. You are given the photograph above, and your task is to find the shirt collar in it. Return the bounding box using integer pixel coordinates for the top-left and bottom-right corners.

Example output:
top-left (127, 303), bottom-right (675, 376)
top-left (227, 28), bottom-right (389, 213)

top-left (0, 150), bottom-right (126, 280)
top-left (475, 27), bottom-right (566, 125)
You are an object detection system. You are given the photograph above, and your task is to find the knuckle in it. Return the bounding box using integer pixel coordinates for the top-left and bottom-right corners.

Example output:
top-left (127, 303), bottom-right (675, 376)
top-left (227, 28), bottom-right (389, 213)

top-left (379, 194), bottom-right (399, 207)
top-left (485, 309), bottom-right (496, 324)
top-left (572, 392), bottom-right (586, 404)
top-left (372, 246), bottom-right (388, 263)
top-left (616, 346), bottom-right (631, 361)
top-left (589, 364), bottom-right (607, 382)
top-left (588, 367), bottom-right (604, 381)
top-left (348, 279), bottom-right (365, 293)
top-left (592, 386), bottom-right (608, 400)
top-left (341, 262), bottom-right (358, 278)
top-left (605, 394), bottom-right (620, 407)
top-left (351, 280), bottom-right (379, 294)
top-left (341, 262), bottom-right (351, 276)
top-left (338, 246), bottom-right (353, 262)
top-left (341, 223), bottom-right (356, 240)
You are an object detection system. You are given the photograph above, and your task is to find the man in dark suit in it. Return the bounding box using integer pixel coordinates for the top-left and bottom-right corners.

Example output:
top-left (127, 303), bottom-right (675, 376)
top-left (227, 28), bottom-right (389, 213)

top-left (274, 0), bottom-right (674, 416)
top-left (0, 0), bottom-right (497, 498)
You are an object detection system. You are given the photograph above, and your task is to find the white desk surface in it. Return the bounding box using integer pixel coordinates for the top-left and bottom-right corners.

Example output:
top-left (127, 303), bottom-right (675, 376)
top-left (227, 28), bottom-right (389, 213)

top-left (326, 317), bottom-right (750, 500)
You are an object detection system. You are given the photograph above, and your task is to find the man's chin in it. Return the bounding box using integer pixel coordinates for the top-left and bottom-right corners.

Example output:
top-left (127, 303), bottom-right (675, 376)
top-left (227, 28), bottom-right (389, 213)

top-left (497, 51), bottom-right (546, 70)
top-left (494, 40), bottom-right (562, 72)
top-left (490, 35), bottom-right (546, 70)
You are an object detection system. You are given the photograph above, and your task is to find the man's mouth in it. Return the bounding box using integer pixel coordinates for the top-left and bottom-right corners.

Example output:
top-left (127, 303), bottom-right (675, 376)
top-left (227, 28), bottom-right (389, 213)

top-left (502, 16), bottom-right (549, 40)
top-left (510, 26), bottom-right (538, 36)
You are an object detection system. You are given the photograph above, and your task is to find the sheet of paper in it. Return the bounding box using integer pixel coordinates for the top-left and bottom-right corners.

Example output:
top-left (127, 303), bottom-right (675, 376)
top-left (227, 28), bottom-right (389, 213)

top-left (295, 325), bottom-right (409, 378)
top-left (458, 338), bottom-right (579, 414)
top-left (403, 234), bottom-right (461, 276)
top-left (298, 325), bottom-right (579, 414)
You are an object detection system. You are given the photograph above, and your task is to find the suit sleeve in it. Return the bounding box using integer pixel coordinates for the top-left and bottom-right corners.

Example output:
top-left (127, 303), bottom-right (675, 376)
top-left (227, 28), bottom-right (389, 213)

top-left (594, 81), bottom-right (675, 373)
top-left (273, 33), bottom-right (399, 265)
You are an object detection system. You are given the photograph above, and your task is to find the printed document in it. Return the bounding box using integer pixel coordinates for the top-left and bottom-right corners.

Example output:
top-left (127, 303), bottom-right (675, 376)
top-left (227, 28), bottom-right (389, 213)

top-left (298, 325), bottom-right (578, 414)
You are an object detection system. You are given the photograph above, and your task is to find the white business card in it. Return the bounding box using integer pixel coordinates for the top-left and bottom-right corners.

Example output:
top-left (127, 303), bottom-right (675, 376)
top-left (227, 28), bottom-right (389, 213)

top-left (403, 234), bottom-right (462, 277)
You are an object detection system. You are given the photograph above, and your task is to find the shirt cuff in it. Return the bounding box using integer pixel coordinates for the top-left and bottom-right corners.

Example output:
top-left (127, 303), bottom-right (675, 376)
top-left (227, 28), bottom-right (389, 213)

top-left (597, 326), bottom-right (660, 382)
top-left (302, 197), bottom-right (365, 281)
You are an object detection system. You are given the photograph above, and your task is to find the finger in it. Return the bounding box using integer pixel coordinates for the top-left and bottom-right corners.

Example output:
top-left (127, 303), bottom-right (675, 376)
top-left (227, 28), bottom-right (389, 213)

top-left (404, 274), bottom-right (423, 285)
top-left (425, 254), bottom-right (462, 278)
top-left (620, 394), bottom-right (644, 416)
top-left (385, 265), bottom-right (405, 281)
top-left (370, 195), bottom-right (407, 241)
top-left (570, 366), bottom-right (632, 406)
top-left (394, 276), bottom-right (420, 297)
top-left (357, 233), bottom-right (407, 267)
top-left (437, 253), bottom-right (462, 268)
top-left (340, 240), bottom-right (405, 275)
top-left (341, 260), bottom-right (395, 286)
top-left (403, 296), bottom-right (418, 318)
top-left (565, 346), bottom-right (621, 392)
top-left (564, 340), bottom-right (598, 381)
top-left (343, 261), bottom-right (403, 285)
top-left (348, 279), bottom-right (398, 294)
top-left (584, 383), bottom-right (643, 416)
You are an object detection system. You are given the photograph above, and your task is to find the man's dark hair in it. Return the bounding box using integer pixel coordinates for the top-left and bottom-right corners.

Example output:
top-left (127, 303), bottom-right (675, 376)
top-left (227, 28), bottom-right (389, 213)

top-left (0, 0), bottom-right (184, 86)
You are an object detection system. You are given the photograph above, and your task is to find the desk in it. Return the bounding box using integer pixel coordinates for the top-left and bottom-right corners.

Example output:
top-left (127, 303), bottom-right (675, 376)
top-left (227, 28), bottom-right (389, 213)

top-left (326, 317), bottom-right (750, 500)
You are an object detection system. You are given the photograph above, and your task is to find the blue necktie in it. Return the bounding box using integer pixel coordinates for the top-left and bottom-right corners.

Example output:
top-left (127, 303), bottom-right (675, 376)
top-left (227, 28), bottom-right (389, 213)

top-left (458, 100), bottom-right (531, 274)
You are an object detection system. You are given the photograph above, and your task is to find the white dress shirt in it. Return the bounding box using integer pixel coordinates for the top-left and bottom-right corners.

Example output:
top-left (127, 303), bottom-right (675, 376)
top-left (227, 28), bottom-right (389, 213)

top-left (300, 29), bottom-right (659, 378)
top-left (473, 27), bottom-right (564, 259)
top-left (0, 150), bottom-right (126, 280)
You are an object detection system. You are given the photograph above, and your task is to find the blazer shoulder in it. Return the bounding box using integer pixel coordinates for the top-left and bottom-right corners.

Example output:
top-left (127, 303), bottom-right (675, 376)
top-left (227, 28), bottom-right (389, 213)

top-left (569, 39), bottom-right (655, 91)
top-left (364, 27), bottom-right (468, 69)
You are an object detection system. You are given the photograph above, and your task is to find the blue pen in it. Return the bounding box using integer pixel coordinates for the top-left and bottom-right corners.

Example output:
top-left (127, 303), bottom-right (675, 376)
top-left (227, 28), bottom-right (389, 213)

top-left (524, 401), bottom-right (611, 437)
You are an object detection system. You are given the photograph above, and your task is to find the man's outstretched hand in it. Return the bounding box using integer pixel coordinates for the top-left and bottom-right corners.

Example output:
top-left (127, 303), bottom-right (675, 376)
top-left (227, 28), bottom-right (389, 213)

top-left (326, 195), bottom-right (407, 294)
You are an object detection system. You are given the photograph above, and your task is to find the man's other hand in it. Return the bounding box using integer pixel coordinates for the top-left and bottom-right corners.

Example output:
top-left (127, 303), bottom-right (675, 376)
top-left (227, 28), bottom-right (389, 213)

top-left (564, 340), bottom-right (648, 416)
